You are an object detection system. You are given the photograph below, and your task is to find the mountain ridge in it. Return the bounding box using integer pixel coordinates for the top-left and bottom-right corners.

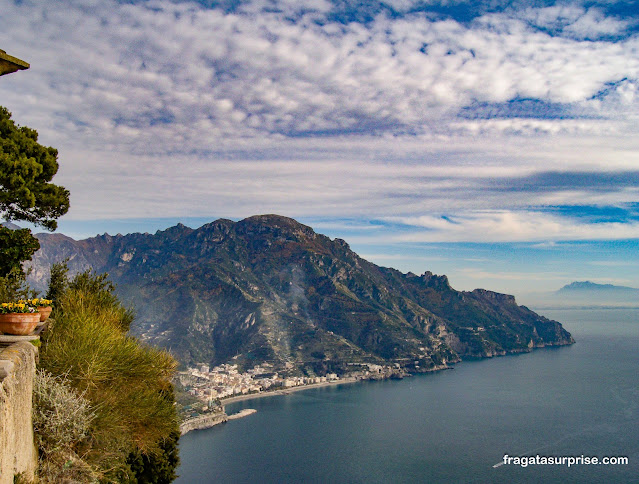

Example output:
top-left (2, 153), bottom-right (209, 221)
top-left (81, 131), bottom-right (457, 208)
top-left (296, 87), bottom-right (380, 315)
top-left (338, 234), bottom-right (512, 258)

top-left (27, 215), bottom-right (574, 375)
top-left (559, 281), bottom-right (639, 293)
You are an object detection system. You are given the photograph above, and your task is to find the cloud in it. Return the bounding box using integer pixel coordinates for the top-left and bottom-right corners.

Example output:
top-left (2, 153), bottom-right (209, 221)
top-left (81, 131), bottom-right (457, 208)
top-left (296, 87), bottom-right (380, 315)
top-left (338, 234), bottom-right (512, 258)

top-left (1, 0), bottom-right (638, 155)
top-left (458, 268), bottom-right (571, 282)
top-left (45, 138), bottom-right (639, 241)
top-left (358, 253), bottom-right (450, 262)
top-left (518, 5), bottom-right (634, 39)
top-left (391, 210), bottom-right (639, 242)
top-left (1, 0), bottom-right (638, 248)
top-left (588, 260), bottom-right (639, 267)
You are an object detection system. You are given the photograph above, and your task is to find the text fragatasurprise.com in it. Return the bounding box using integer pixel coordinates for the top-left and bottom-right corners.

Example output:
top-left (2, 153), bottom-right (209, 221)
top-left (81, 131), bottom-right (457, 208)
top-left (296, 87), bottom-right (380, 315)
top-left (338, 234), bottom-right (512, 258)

top-left (499, 454), bottom-right (629, 468)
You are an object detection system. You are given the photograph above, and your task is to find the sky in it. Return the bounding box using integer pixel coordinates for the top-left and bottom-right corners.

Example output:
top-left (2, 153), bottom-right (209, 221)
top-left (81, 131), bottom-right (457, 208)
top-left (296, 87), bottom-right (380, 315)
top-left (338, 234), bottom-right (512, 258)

top-left (1, 0), bottom-right (639, 299)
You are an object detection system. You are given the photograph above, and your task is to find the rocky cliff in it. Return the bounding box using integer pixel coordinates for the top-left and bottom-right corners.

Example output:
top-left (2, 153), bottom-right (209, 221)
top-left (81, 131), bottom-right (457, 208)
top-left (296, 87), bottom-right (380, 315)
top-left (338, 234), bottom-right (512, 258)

top-left (28, 215), bottom-right (574, 374)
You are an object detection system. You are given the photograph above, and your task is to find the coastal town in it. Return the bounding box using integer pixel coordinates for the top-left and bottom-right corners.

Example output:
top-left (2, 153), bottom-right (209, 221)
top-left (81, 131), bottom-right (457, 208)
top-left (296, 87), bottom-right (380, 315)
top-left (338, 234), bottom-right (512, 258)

top-left (177, 362), bottom-right (342, 409)
top-left (177, 362), bottom-right (405, 414)
top-left (175, 361), bottom-right (409, 434)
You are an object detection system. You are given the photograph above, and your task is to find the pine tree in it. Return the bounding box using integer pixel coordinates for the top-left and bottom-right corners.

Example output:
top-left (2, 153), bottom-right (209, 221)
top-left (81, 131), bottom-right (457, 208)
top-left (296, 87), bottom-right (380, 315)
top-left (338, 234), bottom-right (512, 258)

top-left (0, 106), bottom-right (69, 277)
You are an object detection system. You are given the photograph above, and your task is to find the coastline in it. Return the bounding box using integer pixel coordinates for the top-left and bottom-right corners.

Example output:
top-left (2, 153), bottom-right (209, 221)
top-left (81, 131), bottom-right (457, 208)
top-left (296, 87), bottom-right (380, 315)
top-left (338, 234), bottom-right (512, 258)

top-left (180, 377), bottom-right (361, 435)
top-left (220, 376), bottom-right (360, 406)
top-left (180, 412), bottom-right (228, 435)
top-left (180, 341), bottom-right (574, 436)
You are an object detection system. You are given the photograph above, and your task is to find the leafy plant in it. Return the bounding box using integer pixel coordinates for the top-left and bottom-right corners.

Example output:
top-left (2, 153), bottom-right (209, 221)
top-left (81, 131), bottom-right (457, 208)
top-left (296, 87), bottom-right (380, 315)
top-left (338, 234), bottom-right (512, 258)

top-left (0, 267), bottom-right (36, 302)
top-left (27, 298), bottom-right (52, 307)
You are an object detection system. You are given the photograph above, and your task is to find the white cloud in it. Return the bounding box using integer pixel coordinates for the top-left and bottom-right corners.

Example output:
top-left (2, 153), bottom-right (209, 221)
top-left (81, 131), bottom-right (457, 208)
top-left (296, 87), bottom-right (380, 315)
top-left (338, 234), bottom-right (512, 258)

top-left (459, 268), bottom-right (571, 282)
top-left (44, 135), bottom-right (639, 228)
top-left (1, 0), bottom-right (638, 246)
top-left (391, 211), bottom-right (639, 243)
top-left (1, 0), bottom-right (638, 155)
top-left (519, 5), bottom-right (633, 38)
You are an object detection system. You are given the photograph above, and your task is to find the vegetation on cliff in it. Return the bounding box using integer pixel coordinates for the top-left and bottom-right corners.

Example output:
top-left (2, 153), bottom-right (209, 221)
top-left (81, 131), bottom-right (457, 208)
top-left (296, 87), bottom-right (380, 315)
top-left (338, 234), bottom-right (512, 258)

top-left (34, 267), bottom-right (180, 483)
top-left (1, 105), bottom-right (180, 482)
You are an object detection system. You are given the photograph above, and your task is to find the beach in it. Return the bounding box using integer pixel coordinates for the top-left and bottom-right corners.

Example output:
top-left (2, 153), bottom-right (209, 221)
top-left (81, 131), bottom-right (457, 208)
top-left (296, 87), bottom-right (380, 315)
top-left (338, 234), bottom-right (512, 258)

top-left (220, 376), bottom-right (360, 406)
top-left (180, 377), bottom-right (361, 435)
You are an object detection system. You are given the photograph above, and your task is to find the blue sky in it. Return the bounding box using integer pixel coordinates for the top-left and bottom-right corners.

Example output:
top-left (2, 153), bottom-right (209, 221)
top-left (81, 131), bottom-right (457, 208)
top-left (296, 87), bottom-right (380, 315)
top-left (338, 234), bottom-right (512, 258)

top-left (1, 0), bottom-right (639, 298)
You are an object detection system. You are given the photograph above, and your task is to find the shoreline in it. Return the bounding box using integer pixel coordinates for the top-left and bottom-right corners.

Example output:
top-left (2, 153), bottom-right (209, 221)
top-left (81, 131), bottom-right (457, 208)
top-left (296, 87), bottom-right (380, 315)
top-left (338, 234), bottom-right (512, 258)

top-left (179, 378), bottom-right (361, 435)
top-left (220, 376), bottom-right (360, 407)
top-left (180, 342), bottom-right (574, 435)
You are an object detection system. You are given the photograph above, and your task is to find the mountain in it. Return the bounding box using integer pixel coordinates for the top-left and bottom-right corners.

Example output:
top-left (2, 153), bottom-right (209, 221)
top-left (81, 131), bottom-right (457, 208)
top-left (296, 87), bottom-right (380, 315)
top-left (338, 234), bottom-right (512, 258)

top-left (559, 281), bottom-right (639, 294)
top-left (28, 215), bottom-right (574, 375)
top-left (1, 221), bottom-right (22, 230)
top-left (520, 281), bottom-right (639, 309)
top-left (540, 281), bottom-right (639, 308)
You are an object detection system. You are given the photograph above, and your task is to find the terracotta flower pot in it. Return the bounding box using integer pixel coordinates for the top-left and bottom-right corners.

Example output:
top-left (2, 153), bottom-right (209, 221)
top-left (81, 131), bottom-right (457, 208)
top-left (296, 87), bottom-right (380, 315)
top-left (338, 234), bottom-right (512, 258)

top-left (38, 306), bottom-right (53, 322)
top-left (0, 312), bottom-right (41, 335)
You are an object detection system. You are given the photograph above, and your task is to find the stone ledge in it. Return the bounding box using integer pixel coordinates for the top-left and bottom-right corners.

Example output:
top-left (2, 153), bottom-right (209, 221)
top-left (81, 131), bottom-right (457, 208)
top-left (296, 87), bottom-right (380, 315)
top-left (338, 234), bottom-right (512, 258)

top-left (0, 341), bottom-right (37, 382)
top-left (0, 361), bottom-right (14, 380)
top-left (0, 341), bottom-right (38, 484)
top-left (0, 341), bottom-right (37, 367)
top-left (0, 322), bottom-right (48, 347)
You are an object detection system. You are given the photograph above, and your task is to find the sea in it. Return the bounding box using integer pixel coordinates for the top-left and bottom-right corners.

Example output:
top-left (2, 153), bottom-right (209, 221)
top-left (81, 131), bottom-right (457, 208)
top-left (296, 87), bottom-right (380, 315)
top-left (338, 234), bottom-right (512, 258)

top-left (176, 309), bottom-right (639, 483)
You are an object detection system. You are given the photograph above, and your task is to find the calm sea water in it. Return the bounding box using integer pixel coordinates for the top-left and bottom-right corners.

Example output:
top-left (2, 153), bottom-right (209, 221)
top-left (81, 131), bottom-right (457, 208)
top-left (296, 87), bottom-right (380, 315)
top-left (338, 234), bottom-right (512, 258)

top-left (177, 309), bottom-right (639, 483)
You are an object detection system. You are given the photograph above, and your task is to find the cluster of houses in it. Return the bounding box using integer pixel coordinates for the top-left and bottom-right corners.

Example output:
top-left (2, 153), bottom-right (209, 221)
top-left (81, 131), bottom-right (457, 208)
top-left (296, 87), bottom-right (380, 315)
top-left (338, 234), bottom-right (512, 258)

top-left (177, 363), bottom-right (340, 406)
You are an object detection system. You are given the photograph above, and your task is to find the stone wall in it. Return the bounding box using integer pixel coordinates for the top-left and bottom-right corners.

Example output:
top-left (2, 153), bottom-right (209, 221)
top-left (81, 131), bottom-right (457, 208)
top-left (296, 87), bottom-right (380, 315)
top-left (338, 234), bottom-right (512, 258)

top-left (0, 342), bottom-right (38, 484)
top-left (180, 411), bottom-right (228, 435)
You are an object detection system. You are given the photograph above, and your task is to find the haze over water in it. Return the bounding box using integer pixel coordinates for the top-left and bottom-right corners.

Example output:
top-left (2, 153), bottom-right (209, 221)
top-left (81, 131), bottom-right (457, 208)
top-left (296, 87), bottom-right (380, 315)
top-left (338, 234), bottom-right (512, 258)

top-left (177, 309), bottom-right (639, 483)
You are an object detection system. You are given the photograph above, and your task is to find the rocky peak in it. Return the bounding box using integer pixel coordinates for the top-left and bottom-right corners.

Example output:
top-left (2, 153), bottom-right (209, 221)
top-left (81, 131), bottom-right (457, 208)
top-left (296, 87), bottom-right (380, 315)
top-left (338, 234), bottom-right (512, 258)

top-left (155, 222), bottom-right (194, 238)
top-left (333, 238), bottom-right (350, 250)
top-left (419, 271), bottom-right (451, 290)
top-left (236, 214), bottom-right (317, 241)
top-left (470, 288), bottom-right (516, 305)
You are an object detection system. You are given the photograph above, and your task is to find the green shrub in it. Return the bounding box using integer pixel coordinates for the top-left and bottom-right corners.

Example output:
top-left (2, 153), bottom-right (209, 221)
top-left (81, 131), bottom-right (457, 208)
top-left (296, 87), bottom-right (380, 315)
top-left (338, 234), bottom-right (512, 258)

top-left (0, 267), bottom-right (36, 302)
top-left (33, 369), bottom-right (93, 449)
top-left (62, 269), bottom-right (134, 331)
top-left (32, 369), bottom-right (99, 483)
top-left (45, 259), bottom-right (69, 304)
top-left (38, 269), bottom-right (180, 482)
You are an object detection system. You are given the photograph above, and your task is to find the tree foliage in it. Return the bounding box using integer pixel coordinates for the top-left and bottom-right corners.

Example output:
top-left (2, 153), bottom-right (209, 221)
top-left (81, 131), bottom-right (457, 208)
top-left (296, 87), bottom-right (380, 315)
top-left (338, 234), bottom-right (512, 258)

top-left (45, 258), bottom-right (69, 303)
top-left (0, 106), bottom-right (69, 230)
top-left (0, 226), bottom-right (40, 276)
top-left (0, 257), bottom-right (36, 303)
top-left (126, 424), bottom-right (181, 483)
top-left (0, 106), bottom-right (69, 278)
